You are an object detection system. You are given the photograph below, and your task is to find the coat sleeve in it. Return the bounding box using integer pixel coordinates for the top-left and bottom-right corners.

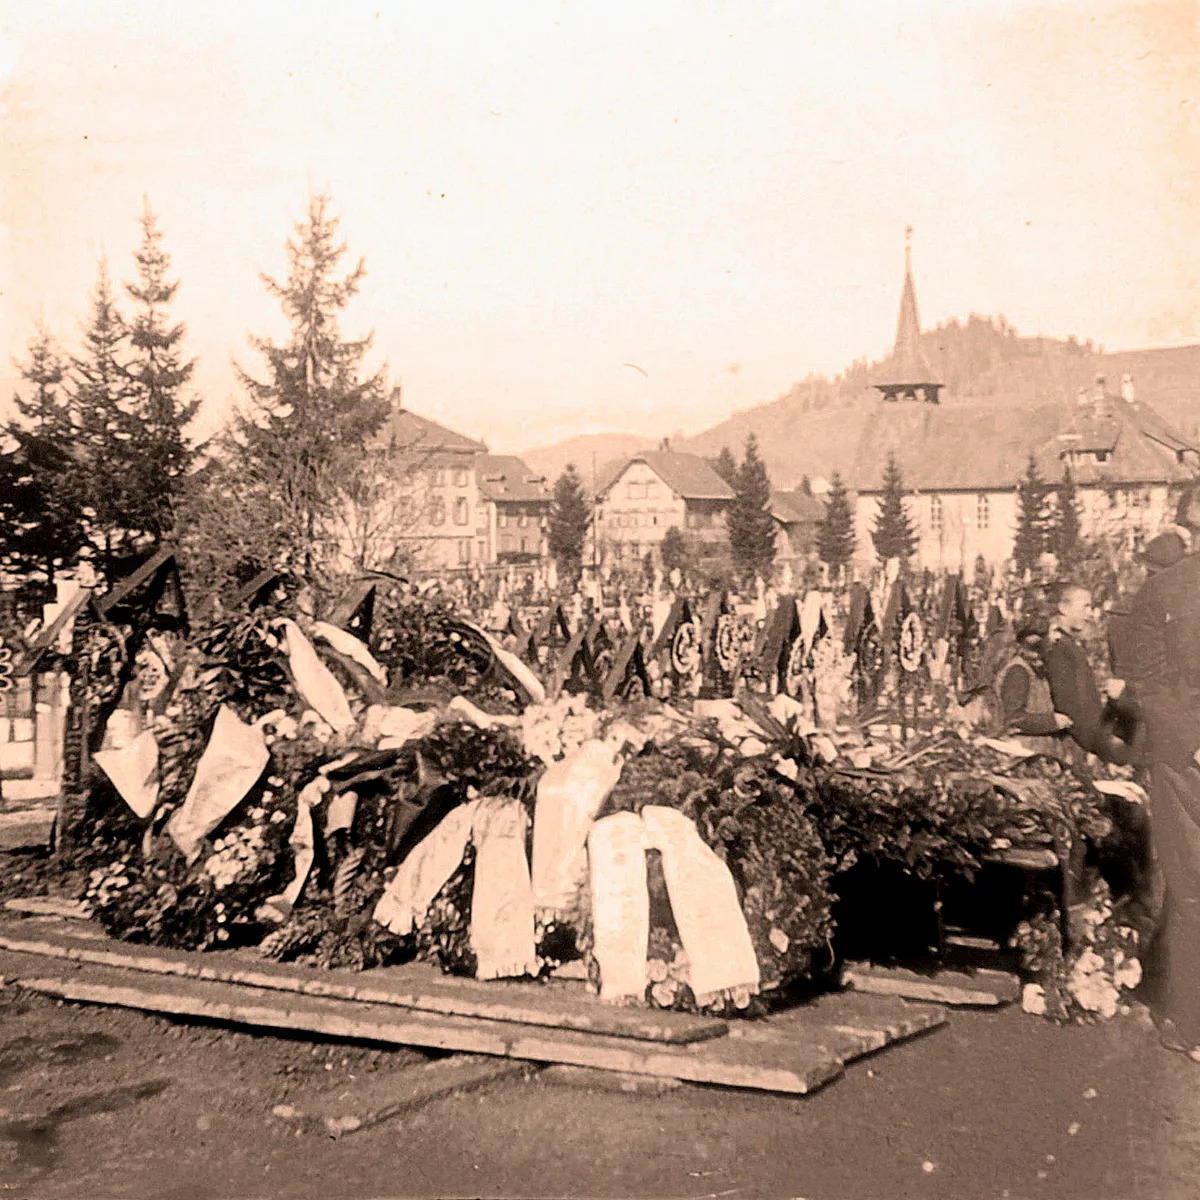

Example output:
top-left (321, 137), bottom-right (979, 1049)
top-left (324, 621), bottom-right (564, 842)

top-left (1043, 638), bottom-right (1137, 764)
top-left (1124, 577), bottom-right (1200, 771)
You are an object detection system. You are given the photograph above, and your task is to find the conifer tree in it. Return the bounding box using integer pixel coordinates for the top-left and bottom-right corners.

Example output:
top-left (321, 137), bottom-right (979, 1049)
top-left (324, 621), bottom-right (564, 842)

top-left (232, 193), bottom-right (389, 576)
top-left (1051, 467), bottom-right (1082, 569)
top-left (1013, 454), bottom-right (1050, 576)
top-left (727, 433), bottom-right (776, 582)
top-left (816, 470), bottom-right (855, 582)
top-left (124, 200), bottom-right (200, 539)
top-left (1, 329), bottom-right (86, 586)
top-left (69, 261), bottom-right (150, 573)
top-left (870, 454), bottom-right (917, 564)
top-left (548, 463), bottom-right (591, 579)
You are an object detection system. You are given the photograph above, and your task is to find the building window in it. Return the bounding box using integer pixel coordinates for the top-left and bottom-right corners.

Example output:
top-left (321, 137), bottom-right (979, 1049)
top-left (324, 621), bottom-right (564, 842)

top-left (430, 468), bottom-right (446, 487)
top-left (520, 538), bottom-right (527, 554)
top-left (930, 495), bottom-right (943, 534)
top-left (428, 495), bottom-right (446, 527)
top-left (976, 494), bottom-right (989, 531)
top-left (454, 497), bottom-right (469, 526)
top-left (477, 539), bottom-right (487, 561)
top-left (498, 511), bottom-right (507, 528)
top-left (458, 539), bottom-right (470, 564)
top-left (627, 482), bottom-right (644, 500)
top-left (519, 511), bottom-right (528, 528)
top-left (453, 468), bottom-right (468, 488)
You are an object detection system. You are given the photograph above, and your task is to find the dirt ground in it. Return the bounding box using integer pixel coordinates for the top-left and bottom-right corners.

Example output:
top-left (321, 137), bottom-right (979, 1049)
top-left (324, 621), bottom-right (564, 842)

top-left (0, 981), bottom-right (1196, 1200)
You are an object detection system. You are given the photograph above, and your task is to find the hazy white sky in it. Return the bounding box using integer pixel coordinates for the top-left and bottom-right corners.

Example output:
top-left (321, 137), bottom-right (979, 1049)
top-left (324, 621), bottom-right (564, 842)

top-left (2, 0), bottom-right (1198, 452)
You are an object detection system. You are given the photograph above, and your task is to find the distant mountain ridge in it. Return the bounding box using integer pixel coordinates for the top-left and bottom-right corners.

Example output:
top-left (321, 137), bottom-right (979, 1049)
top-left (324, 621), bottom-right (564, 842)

top-left (519, 319), bottom-right (1200, 492)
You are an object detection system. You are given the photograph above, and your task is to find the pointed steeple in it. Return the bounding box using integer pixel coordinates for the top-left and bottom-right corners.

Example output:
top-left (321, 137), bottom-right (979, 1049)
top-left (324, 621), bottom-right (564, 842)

top-left (874, 226), bottom-right (942, 404)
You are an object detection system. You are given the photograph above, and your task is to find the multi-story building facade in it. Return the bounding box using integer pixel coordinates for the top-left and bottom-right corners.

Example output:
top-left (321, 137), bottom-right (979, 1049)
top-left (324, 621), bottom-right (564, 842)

top-left (475, 455), bottom-right (551, 565)
top-left (594, 444), bottom-right (735, 567)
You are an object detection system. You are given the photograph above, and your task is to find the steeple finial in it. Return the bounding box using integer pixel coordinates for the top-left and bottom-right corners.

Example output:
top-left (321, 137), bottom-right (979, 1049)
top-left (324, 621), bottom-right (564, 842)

top-left (905, 224), bottom-right (913, 271)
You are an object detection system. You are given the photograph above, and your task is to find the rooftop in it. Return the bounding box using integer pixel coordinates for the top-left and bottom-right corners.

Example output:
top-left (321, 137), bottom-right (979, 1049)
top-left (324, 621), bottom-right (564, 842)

top-left (476, 455), bottom-right (551, 504)
top-left (770, 490), bottom-right (825, 524)
top-left (851, 389), bottom-right (1200, 493)
top-left (598, 449), bottom-right (737, 502)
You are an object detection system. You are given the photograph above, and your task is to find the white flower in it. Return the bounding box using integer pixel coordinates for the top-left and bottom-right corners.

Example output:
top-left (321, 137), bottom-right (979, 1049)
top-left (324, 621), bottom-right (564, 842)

top-left (1113, 954), bottom-right (1143, 991)
top-left (1022, 983), bottom-right (1047, 1016)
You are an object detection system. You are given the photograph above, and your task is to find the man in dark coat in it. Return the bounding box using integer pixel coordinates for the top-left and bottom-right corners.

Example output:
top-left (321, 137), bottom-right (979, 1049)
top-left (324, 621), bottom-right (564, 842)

top-left (1123, 511), bottom-right (1200, 1057)
top-left (1042, 585), bottom-right (1142, 767)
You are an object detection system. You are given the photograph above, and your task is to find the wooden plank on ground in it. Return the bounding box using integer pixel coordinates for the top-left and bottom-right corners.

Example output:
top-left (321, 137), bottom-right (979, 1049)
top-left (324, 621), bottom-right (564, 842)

top-left (0, 807), bottom-right (55, 850)
top-left (726, 990), bottom-right (947, 1061)
top-left (276, 1054), bottom-right (530, 1137)
top-left (4, 897), bottom-right (90, 920)
top-left (3, 960), bottom-right (843, 1095)
top-left (842, 962), bottom-right (1020, 1006)
top-left (0, 921), bottom-right (726, 1046)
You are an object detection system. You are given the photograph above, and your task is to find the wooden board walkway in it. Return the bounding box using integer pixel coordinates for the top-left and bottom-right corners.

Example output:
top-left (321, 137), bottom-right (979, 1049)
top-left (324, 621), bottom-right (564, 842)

top-left (0, 919), bottom-right (947, 1097)
top-left (0, 920), bottom-right (724, 1046)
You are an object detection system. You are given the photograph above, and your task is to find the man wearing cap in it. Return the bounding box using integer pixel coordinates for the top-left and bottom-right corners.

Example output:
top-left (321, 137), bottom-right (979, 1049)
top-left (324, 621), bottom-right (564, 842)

top-left (1123, 496), bottom-right (1200, 1058)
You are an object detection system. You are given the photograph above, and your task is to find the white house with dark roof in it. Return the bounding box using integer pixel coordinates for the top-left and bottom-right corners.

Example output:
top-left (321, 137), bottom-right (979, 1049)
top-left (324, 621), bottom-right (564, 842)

top-left (594, 442), bottom-right (736, 566)
top-left (849, 239), bottom-right (1200, 574)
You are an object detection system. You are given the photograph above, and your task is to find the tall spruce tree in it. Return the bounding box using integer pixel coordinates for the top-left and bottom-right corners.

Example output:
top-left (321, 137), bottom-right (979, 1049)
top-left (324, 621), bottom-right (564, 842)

top-left (816, 470), bottom-right (855, 582)
top-left (1051, 467), bottom-right (1082, 568)
top-left (69, 260), bottom-right (151, 573)
top-left (727, 433), bottom-right (776, 582)
top-left (2, 329), bottom-right (87, 585)
top-left (1013, 454), bottom-right (1050, 576)
top-left (870, 454), bottom-right (917, 564)
top-left (124, 200), bottom-right (200, 539)
top-left (548, 463), bottom-right (591, 579)
top-left (233, 193), bottom-right (389, 576)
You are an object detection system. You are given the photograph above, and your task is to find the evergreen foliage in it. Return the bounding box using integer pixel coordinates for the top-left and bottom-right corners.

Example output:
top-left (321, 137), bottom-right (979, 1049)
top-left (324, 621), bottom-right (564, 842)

top-left (547, 463), bottom-right (591, 579)
top-left (659, 525), bottom-right (692, 576)
top-left (1013, 454), bottom-right (1051, 575)
top-left (1, 329), bottom-right (87, 585)
top-left (69, 261), bottom-right (154, 572)
top-left (870, 454), bottom-right (917, 564)
top-left (727, 433), bottom-right (776, 582)
top-left (223, 194), bottom-right (390, 580)
top-left (123, 200), bottom-right (201, 539)
top-left (1051, 467), bottom-right (1082, 568)
top-left (815, 470), bottom-right (855, 580)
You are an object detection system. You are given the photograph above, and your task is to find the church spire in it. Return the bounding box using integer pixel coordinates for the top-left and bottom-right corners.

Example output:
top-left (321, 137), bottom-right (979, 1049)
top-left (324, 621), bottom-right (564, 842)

top-left (874, 225), bottom-right (942, 404)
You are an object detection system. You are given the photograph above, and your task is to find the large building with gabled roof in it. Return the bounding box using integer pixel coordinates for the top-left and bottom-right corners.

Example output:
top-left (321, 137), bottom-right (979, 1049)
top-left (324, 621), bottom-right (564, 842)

top-left (849, 235), bottom-right (1200, 573)
top-left (594, 441), bottom-right (736, 568)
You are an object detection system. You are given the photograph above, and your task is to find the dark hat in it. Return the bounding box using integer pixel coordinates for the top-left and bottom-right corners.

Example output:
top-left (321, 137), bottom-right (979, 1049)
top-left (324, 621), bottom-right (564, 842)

top-left (1140, 530), bottom-right (1188, 571)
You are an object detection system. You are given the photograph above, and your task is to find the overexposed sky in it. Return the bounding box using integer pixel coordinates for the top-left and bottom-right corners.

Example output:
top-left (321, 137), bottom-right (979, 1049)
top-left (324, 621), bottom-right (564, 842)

top-left (2, 0), bottom-right (1198, 452)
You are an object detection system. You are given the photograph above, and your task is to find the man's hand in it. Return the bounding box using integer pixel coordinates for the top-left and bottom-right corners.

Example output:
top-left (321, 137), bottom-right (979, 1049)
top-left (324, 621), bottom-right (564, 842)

top-left (1054, 713), bottom-right (1073, 730)
top-left (1105, 678), bottom-right (1127, 700)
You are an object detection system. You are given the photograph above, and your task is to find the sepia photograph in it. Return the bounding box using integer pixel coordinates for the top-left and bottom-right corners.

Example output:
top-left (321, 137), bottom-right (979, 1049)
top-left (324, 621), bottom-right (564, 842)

top-left (1, 1), bottom-right (1198, 1196)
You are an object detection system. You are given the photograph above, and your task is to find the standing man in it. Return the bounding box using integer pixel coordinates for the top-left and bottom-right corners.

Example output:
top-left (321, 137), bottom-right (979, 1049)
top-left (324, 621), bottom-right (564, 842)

top-left (1123, 495), bottom-right (1200, 1058)
top-left (1041, 585), bottom-right (1142, 767)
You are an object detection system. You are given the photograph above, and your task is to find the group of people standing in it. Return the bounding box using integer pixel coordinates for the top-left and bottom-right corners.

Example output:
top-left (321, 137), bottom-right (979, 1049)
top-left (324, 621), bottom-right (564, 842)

top-left (987, 494), bottom-right (1200, 1060)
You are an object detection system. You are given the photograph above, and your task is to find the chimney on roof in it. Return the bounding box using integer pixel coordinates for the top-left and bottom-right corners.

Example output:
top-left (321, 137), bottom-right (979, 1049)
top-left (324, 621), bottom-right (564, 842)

top-left (660, 437), bottom-right (671, 452)
top-left (390, 384), bottom-right (404, 411)
top-left (1121, 373), bottom-right (1136, 404)
top-left (1093, 375), bottom-right (1107, 402)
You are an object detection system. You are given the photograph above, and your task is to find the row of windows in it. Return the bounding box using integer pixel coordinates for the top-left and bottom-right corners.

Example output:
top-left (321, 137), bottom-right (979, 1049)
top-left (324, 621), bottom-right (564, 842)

top-left (925, 494), bottom-right (988, 532)
top-left (608, 513), bottom-right (662, 528)
top-left (428, 496), bottom-right (472, 527)
top-left (497, 511), bottom-right (539, 528)
top-left (428, 467), bottom-right (472, 489)
top-left (626, 481), bottom-right (659, 500)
